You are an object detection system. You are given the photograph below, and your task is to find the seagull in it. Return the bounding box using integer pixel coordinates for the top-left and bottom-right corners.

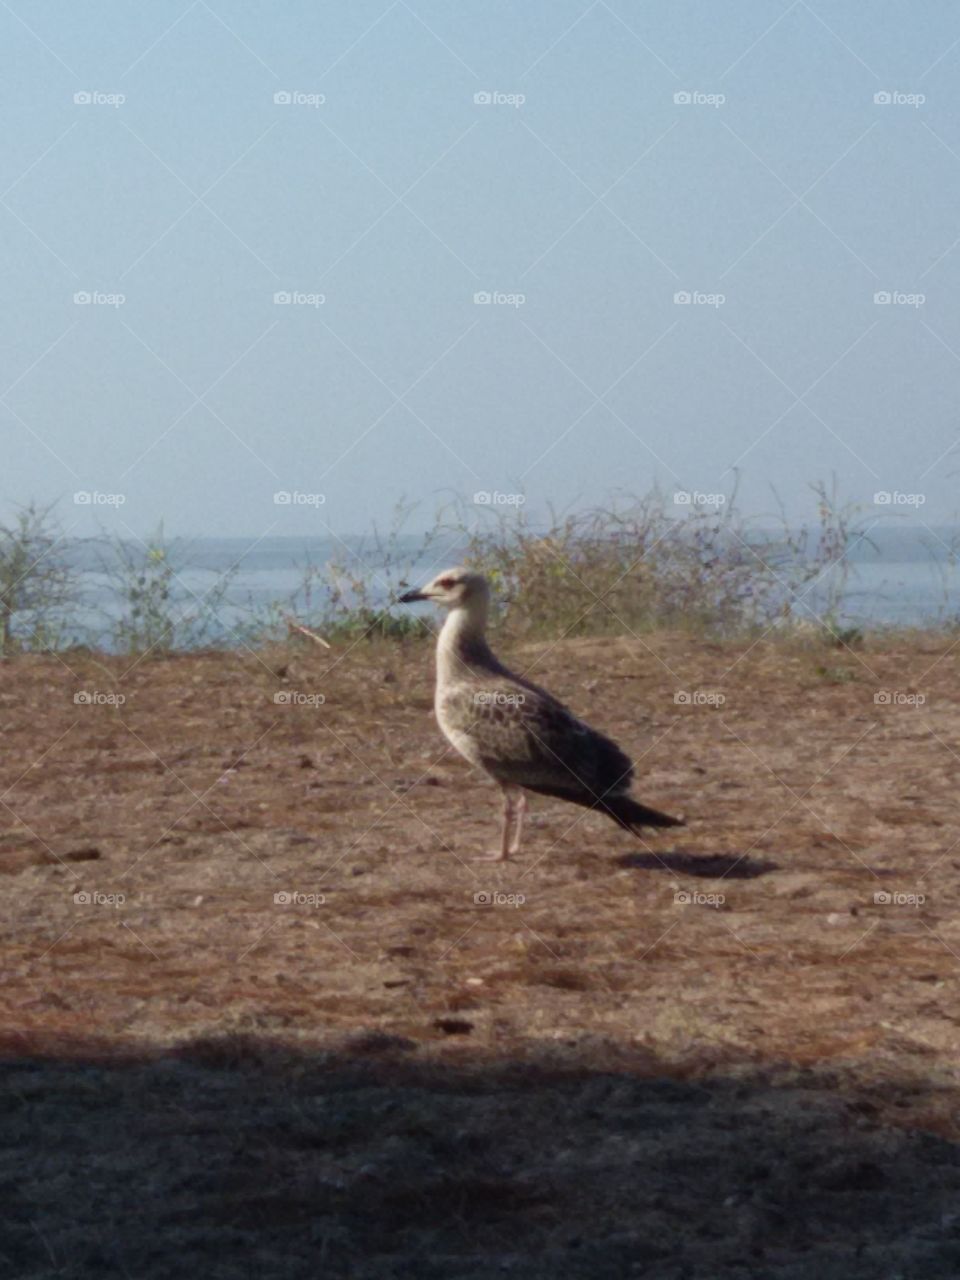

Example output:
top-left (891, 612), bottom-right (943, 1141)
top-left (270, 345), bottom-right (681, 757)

top-left (398, 567), bottom-right (683, 860)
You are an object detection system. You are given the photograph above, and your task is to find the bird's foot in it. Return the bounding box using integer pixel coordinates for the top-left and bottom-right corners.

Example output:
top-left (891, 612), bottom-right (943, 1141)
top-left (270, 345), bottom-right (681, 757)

top-left (473, 850), bottom-right (509, 862)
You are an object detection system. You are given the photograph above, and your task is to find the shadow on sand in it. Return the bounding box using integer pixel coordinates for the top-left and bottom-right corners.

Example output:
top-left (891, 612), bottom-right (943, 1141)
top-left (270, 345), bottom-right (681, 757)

top-left (2, 1032), bottom-right (959, 1278)
top-left (616, 850), bottom-right (778, 879)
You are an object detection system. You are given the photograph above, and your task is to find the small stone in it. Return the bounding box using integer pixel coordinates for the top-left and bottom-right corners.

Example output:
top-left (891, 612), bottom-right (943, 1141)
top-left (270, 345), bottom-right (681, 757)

top-left (433, 1017), bottom-right (474, 1036)
top-left (64, 846), bottom-right (100, 862)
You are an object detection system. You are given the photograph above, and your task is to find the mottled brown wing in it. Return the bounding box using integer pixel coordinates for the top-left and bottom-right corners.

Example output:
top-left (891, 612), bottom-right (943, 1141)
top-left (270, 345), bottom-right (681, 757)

top-left (442, 680), bottom-right (635, 799)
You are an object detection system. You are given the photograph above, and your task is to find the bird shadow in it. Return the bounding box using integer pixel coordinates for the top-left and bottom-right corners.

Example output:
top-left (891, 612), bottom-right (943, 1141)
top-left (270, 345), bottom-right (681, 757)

top-left (615, 850), bottom-right (777, 879)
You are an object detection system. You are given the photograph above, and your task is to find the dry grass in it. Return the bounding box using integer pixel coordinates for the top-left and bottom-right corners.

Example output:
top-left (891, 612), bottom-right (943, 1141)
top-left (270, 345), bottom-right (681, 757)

top-left (2, 629), bottom-right (960, 1275)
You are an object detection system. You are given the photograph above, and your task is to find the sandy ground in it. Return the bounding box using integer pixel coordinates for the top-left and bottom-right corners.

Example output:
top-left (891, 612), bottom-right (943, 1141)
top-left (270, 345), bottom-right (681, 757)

top-left (2, 629), bottom-right (960, 1277)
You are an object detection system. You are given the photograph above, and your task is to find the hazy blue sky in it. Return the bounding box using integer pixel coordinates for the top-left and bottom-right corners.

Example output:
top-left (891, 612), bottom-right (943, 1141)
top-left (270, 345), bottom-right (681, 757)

top-left (4, 0), bottom-right (960, 538)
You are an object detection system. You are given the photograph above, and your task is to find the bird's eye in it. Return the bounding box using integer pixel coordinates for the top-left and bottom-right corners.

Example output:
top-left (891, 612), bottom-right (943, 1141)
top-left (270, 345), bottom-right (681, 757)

top-left (437, 577), bottom-right (456, 589)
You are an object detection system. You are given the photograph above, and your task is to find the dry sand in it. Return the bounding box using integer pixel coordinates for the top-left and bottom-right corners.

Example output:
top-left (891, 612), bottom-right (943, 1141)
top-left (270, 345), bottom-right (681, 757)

top-left (2, 630), bottom-right (959, 1277)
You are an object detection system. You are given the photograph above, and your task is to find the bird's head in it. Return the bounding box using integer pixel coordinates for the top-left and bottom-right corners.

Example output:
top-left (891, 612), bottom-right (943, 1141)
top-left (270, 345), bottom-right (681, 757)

top-left (398, 567), bottom-right (489, 612)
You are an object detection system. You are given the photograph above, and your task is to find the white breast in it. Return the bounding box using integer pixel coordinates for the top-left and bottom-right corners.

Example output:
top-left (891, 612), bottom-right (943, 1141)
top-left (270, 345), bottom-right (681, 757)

top-left (435, 689), bottom-right (486, 768)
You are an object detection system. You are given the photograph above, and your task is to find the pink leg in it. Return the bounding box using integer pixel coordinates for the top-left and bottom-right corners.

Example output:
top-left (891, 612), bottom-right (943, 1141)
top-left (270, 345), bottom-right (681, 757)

top-left (508, 790), bottom-right (526, 854)
top-left (473, 783), bottom-right (520, 862)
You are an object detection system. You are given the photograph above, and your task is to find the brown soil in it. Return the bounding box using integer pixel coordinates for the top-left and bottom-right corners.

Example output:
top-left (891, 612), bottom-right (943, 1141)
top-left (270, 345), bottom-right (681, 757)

top-left (2, 631), bottom-right (960, 1277)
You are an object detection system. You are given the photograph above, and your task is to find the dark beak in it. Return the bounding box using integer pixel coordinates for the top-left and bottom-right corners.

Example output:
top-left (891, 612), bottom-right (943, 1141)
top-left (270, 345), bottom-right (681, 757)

top-left (398, 588), bottom-right (427, 604)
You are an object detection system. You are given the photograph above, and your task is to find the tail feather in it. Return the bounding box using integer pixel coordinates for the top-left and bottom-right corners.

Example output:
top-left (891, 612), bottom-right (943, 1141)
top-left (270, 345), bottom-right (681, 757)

top-left (523, 784), bottom-right (683, 836)
top-left (600, 793), bottom-right (684, 835)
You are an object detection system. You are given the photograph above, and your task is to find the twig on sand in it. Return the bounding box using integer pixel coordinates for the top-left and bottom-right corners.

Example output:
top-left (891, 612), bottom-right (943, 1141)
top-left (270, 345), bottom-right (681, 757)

top-left (282, 614), bottom-right (331, 649)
